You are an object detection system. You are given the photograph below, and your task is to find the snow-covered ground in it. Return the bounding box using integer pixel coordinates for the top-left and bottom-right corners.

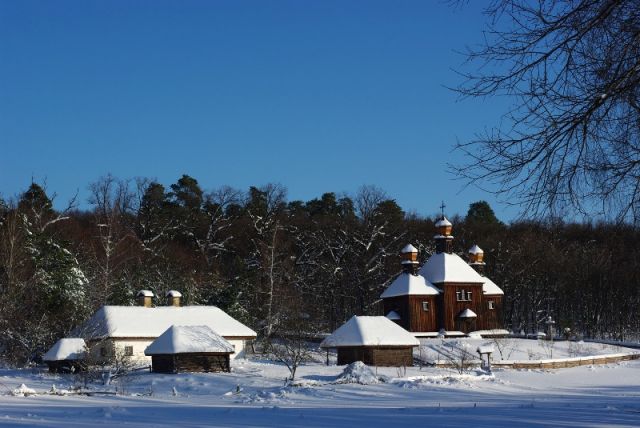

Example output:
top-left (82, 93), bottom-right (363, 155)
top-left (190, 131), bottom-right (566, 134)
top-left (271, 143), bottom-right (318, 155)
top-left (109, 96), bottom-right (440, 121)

top-left (1, 340), bottom-right (640, 427)
top-left (419, 337), bottom-right (635, 363)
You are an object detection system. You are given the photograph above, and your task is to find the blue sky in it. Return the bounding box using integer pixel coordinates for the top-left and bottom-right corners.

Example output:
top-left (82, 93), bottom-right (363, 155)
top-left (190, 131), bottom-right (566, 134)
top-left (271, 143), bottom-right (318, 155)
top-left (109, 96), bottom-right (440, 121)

top-left (0, 1), bottom-right (515, 220)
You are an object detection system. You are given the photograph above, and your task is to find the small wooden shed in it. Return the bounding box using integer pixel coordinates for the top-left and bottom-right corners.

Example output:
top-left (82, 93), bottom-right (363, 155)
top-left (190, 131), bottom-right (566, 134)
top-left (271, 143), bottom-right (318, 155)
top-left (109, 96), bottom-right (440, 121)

top-left (43, 338), bottom-right (87, 373)
top-left (320, 316), bottom-right (420, 367)
top-left (145, 325), bottom-right (234, 373)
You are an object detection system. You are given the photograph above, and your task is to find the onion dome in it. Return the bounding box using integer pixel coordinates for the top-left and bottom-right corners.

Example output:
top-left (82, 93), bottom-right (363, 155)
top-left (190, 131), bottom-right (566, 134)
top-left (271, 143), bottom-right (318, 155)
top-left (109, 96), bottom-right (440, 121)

top-left (468, 244), bottom-right (485, 264)
top-left (435, 216), bottom-right (453, 236)
top-left (400, 243), bottom-right (419, 266)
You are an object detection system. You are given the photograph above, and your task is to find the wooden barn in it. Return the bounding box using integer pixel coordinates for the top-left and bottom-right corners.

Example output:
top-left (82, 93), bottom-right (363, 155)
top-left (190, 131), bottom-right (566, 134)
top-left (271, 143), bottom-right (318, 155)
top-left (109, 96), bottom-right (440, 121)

top-left (320, 316), bottom-right (420, 367)
top-left (43, 338), bottom-right (87, 373)
top-left (145, 325), bottom-right (234, 373)
top-left (379, 216), bottom-right (505, 337)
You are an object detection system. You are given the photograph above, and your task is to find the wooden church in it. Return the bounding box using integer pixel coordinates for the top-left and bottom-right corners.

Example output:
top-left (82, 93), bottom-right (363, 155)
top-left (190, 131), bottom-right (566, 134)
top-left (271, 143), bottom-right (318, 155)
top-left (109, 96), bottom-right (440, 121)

top-left (380, 216), bottom-right (504, 336)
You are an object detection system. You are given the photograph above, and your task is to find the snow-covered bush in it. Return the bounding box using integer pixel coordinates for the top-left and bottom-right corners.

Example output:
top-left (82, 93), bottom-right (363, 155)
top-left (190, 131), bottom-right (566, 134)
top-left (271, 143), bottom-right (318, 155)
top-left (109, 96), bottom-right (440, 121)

top-left (335, 361), bottom-right (384, 385)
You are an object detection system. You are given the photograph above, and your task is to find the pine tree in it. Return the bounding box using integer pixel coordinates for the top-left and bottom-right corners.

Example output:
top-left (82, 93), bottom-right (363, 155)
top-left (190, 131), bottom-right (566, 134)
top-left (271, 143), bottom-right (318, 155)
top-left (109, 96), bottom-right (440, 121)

top-left (26, 230), bottom-right (90, 337)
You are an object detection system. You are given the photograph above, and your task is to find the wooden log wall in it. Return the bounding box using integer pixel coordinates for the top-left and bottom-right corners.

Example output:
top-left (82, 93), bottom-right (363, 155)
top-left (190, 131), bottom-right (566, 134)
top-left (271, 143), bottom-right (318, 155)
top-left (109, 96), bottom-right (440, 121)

top-left (383, 295), bottom-right (437, 332)
top-left (439, 283), bottom-right (484, 332)
top-left (337, 346), bottom-right (414, 367)
top-left (151, 353), bottom-right (231, 373)
top-left (478, 295), bottom-right (504, 330)
top-left (47, 360), bottom-right (84, 373)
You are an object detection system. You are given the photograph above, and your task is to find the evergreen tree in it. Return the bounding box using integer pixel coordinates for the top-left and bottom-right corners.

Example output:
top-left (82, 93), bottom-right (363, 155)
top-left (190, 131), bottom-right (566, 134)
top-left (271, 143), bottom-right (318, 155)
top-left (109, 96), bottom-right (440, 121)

top-left (466, 201), bottom-right (501, 225)
top-left (26, 232), bottom-right (90, 333)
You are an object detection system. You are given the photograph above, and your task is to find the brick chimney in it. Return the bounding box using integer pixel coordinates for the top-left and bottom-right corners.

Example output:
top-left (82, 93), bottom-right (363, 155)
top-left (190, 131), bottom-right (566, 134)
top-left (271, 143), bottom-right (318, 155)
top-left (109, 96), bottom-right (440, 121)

top-left (166, 290), bottom-right (182, 307)
top-left (136, 290), bottom-right (154, 307)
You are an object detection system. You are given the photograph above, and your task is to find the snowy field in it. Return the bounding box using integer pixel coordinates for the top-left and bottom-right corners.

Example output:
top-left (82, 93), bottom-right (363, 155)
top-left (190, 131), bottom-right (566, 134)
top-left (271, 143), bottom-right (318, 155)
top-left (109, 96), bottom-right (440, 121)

top-left (419, 337), bottom-right (636, 363)
top-left (1, 339), bottom-right (640, 427)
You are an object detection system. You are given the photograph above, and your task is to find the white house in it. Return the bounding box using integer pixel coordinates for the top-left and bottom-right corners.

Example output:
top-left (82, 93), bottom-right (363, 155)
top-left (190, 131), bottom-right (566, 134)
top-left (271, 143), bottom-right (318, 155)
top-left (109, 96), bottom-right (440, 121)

top-left (73, 290), bottom-right (256, 362)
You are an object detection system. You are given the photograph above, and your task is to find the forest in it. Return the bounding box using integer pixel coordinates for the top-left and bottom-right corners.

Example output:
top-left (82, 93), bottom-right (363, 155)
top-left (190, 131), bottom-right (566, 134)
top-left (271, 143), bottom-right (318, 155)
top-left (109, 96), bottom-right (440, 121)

top-left (1, 174), bottom-right (639, 364)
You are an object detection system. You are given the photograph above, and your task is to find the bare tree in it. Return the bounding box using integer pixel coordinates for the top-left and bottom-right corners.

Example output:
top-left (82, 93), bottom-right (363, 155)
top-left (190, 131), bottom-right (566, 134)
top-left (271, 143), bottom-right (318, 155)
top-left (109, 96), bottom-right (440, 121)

top-left (246, 184), bottom-right (289, 337)
top-left (266, 312), bottom-right (314, 384)
top-left (442, 341), bottom-right (478, 374)
top-left (454, 0), bottom-right (640, 223)
top-left (354, 185), bottom-right (387, 223)
top-left (88, 175), bottom-right (140, 303)
top-left (0, 198), bottom-right (25, 295)
top-left (196, 185), bottom-right (243, 267)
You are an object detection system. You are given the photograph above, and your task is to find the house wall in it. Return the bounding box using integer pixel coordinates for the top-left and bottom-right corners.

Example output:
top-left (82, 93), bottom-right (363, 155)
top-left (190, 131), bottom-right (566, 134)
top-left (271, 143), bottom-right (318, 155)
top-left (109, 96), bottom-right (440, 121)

top-left (226, 339), bottom-right (249, 359)
top-left (337, 346), bottom-right (414, 367)
top-left (151, 353), bottom-right (230, 373)
top-left (87, 338), bottom-right (153, 363)
top-left (46, 360), bottom-right (84, 373)
top-left (89, 338), bottom-right (251, 363)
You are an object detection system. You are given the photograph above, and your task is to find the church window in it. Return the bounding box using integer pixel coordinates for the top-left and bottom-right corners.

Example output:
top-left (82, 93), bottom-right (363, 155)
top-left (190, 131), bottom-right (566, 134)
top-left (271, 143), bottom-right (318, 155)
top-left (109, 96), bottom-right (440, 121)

top-left (124, 346), bottom-right (134, 356)
top-left (456, 290), bottom-right (472, 302)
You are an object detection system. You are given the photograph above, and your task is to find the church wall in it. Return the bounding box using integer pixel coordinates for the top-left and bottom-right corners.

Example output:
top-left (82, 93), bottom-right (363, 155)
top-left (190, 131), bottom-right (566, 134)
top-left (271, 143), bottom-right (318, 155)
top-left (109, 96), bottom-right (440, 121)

top-left (479, 295), bottom-right (503, 330)
top-left (407, 295), bottom-right (438, 332)
top-left (383, 297), bottom-right (410, 330)
top-left (383, 295), bottom-right (437, 332)
top-left (439, 283), bottom-right (484, 332)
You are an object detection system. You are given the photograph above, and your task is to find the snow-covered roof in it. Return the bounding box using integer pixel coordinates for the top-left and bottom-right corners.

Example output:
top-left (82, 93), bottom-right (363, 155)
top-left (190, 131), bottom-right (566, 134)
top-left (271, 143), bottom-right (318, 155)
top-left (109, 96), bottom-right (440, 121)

top-left (468, 245), bottom-right (483, 254)
top-left (137, 290), bottom-right (154, 297)
top-left (145, 325), bottom-right (234, 355)
top-left (74, 306), bottom-right (257, 339)
top-left (166, 290), bottom-right (182, 297)
top-left (401, 244), bottom-right (418, 253)
top-left (43, 338), bottom-right (86, 362)
top-left (380, 272), bottom-right (440, 298)
top-left (482, 276), bottom-right (504, 295)
top-left (419, 252), bottom-right (485, 284)
top-left (320, 316), bottom-right (420, 348)
top-left (458, 309), bottom-right (477, 318)
top-left (385, 310), bottom-right (401, 321)
top-left (477, 345), bottom-right (494, 354)
top-left (435, 217), bottom-right (452, 227)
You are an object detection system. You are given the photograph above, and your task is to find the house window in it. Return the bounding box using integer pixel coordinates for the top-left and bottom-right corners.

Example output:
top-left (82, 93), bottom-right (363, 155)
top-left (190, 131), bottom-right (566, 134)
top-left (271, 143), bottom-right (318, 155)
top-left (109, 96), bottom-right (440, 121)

top-left (488, 301), bottom-right (495, 310)
top-left (124, 346), bottom-right (133, 356)
top-left (422, 301), bottom-right (429, 312)
top-left (100, 347), bottom-right (107, 357)
top-left (456, 290), bottom-right (472, 302)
